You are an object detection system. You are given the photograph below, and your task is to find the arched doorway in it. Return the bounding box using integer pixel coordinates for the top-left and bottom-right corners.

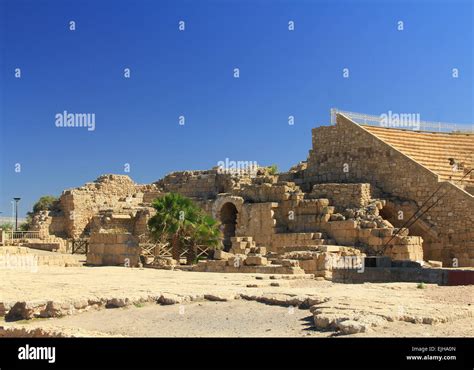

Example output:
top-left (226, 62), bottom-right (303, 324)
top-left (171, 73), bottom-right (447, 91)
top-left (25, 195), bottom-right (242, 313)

top-left (220, 202), bottom-right (238, 251)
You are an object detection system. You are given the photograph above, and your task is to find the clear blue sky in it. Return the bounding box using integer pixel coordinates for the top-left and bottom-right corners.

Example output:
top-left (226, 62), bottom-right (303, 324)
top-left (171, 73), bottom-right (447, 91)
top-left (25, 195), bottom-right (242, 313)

top-left (0, 0), bottom-right (472, 217)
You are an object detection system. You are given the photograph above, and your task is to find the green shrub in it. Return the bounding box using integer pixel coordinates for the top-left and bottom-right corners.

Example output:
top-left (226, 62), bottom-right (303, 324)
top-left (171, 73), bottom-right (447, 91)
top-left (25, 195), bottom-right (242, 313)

top-left (0, 222), bottom-right (13, 230)
top-left (268, 164), bottom-right (279, 175)
top-left (32, 195), bottom-right (59, 213)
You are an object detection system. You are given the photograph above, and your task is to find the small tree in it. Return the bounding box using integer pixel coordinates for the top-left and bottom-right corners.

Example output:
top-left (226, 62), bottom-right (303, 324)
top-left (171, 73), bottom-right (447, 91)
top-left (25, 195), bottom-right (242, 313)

top-left (33, 195), bottom-right (59, 213)
top-left (148, 193), bottom-right (222, 262)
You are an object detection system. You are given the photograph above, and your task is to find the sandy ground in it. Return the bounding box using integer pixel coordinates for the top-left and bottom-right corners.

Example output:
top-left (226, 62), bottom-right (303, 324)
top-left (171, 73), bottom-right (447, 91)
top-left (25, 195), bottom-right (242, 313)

top-left (10, 300), bottom-right (317, 337)
top-left (1, 265), bottom-right (473, 337)
top-left (10, 299), bottom-right (473, 338)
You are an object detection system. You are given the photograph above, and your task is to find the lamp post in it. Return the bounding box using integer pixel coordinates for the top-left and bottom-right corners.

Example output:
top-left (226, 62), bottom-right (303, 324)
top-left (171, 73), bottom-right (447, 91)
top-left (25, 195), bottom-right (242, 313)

top-left (13, 198), bottom-right (21, 231)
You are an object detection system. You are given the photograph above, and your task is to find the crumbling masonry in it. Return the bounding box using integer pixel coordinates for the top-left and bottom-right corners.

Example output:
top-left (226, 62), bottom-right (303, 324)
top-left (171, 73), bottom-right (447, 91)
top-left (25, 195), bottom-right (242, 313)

top-left (29, 113), bottom-right (473, 271)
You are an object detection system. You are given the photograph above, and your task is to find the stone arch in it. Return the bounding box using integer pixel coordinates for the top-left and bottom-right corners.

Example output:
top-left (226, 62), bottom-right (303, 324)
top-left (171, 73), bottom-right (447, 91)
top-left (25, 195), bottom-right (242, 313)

top-left (220, 203), bottom-right (238, 251)
top-left (212, 196), bottom-right (244, 251)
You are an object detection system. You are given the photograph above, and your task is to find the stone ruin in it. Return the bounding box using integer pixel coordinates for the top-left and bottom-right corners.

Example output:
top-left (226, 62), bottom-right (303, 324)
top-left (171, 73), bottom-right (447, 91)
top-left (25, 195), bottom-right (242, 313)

top-left (26, 113), bottom-right (473, 277)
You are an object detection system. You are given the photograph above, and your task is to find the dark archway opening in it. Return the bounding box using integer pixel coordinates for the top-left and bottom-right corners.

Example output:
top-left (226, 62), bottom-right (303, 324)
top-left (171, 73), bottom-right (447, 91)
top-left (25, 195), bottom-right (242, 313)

top-left (220, 202), bottom-right (238, 251)
top-left (380, 200), bottom-right (435, 260)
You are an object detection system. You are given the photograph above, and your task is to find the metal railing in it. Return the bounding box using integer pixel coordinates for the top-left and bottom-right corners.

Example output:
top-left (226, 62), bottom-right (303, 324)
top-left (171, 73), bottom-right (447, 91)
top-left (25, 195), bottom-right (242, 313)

top-left (331, 108), bottom-right (474, 133)
top-left (3, 230), bottom-right (41, 240)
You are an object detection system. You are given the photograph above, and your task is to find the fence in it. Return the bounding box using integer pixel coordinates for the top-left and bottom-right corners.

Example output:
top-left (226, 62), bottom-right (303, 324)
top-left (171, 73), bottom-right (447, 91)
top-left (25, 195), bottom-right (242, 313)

top-left (330, 108), bottom-right (474, 133)
top-left (3, 230), bottom-right (41, 241)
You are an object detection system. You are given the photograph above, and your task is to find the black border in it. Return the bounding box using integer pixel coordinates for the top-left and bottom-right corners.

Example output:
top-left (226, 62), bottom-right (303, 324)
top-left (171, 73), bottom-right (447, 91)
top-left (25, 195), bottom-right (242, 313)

top-left (0, 337), bottom-right (472, 369)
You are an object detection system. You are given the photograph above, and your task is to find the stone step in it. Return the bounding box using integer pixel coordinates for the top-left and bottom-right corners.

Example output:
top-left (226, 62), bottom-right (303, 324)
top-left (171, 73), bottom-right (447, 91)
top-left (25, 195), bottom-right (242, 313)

top-left (375, 138), bottom-right (473, 147)
top-left (364, 127), bottom-right (473, 183)
top-left (389, 144), bottom-right (473, 152)
top-left (279, 245), bottom-right (323, 252)
top-left (375, 142), bottom-right (474, 183)
top-left (273, 232), bottom-right (323, 240)
top-left (369, 136), bottom-right (473, 145)
top-left (365, 126), bottom-right (473, 141)
top-left (278, 244), bottom-right (345, 253)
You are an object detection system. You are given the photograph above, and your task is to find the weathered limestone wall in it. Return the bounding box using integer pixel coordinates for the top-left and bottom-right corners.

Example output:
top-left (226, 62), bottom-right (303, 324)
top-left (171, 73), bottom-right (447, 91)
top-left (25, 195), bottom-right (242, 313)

top-left (86, 232), bottom-right (139, 266)
top-left (309, 183), bottom-right (372, 210)
top-left (31, 175), bottom-right (162, 239)
top-left (320, 219), bottom-right (423, 261)
top-left (214, 183), bottom-right (423, 261)
top-left (88, 207), bottom-right (156, 238)
top-left (279, 246), bottom-right (365, 278)
top-left (273, 198), bottom-right (328, 233)
top-left (29, 211), bottom-right (67, 239)
top-left (60, 175), bottom-right (144, 238)
top-left (237, 202), bottom-right (277, 247)
top-left (156, 170), bottom-right (241, 199)
top-left (236, 182), bottom-right (301, 203)
top-left (90, 213), bottom-right (135, 234)
top-left (29, 168), bottom-right (273, 241)
top-left (303, 114), bottom-right (474, 266)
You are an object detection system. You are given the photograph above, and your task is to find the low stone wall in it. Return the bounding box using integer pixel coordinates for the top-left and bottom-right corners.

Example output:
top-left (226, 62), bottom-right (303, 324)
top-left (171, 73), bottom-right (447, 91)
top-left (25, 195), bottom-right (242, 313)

top-left (87, 232), bottom-right (139, 267)
top-left (322, 219), bottom-right (424, 261)
top-left (0, 246), bottom-right (81, 267)
top-left (27, 243), bottom-right (62, 252)
top-left (271, 232), bottom-right (325, 251)
top-left (277, 246), bottom-right (365, 278)
top-left (331, 267), bottom-right (474, 286)
top-left (192, 237), bottom-right (306, 275)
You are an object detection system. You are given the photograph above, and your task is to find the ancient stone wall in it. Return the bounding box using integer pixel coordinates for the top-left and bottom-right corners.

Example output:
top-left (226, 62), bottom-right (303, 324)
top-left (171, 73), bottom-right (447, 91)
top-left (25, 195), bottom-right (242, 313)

top-left (273, 198), bottom-right (327, 233)
top-left (237, 202), bottom-right (277, 247)
top-left (156, 170), bottom-right (242, 199)
top-left (29, 167), bottom-right (277, 241)
top-left (309, 183), bottom-right (372, 210)
top-left (30, 175), bottom-right (162, 239)
top-left (236, 182), bottom-right (302, 203)
top-left (303, 114), bottom-right (474, 266)
top-left (86, 232), bottom-right (139, 266)
top-left (214, 183), bottom-right (423, 261)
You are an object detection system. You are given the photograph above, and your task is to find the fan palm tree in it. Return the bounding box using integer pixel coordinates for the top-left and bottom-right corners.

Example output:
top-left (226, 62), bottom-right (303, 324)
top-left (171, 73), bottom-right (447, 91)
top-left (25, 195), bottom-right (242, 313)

top-left (148, 193), bottom-right (222, 262)
top-left (187, 214), bottom-right (221, 251)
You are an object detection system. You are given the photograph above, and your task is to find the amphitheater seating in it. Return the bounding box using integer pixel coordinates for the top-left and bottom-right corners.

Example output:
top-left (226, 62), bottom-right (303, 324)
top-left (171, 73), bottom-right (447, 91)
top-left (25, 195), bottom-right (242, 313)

top-left (363, 125), bottom-right (474, 192)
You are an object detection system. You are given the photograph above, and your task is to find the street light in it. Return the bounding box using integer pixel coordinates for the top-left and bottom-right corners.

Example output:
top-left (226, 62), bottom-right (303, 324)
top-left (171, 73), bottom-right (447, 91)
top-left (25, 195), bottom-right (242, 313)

top-left (13, 198), bottom-right (21, 231)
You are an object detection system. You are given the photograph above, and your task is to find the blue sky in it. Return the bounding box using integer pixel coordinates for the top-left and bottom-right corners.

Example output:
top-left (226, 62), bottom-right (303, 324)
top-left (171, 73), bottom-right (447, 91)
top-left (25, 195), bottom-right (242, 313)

top-left (0, 0), bottom-right (472, 217)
